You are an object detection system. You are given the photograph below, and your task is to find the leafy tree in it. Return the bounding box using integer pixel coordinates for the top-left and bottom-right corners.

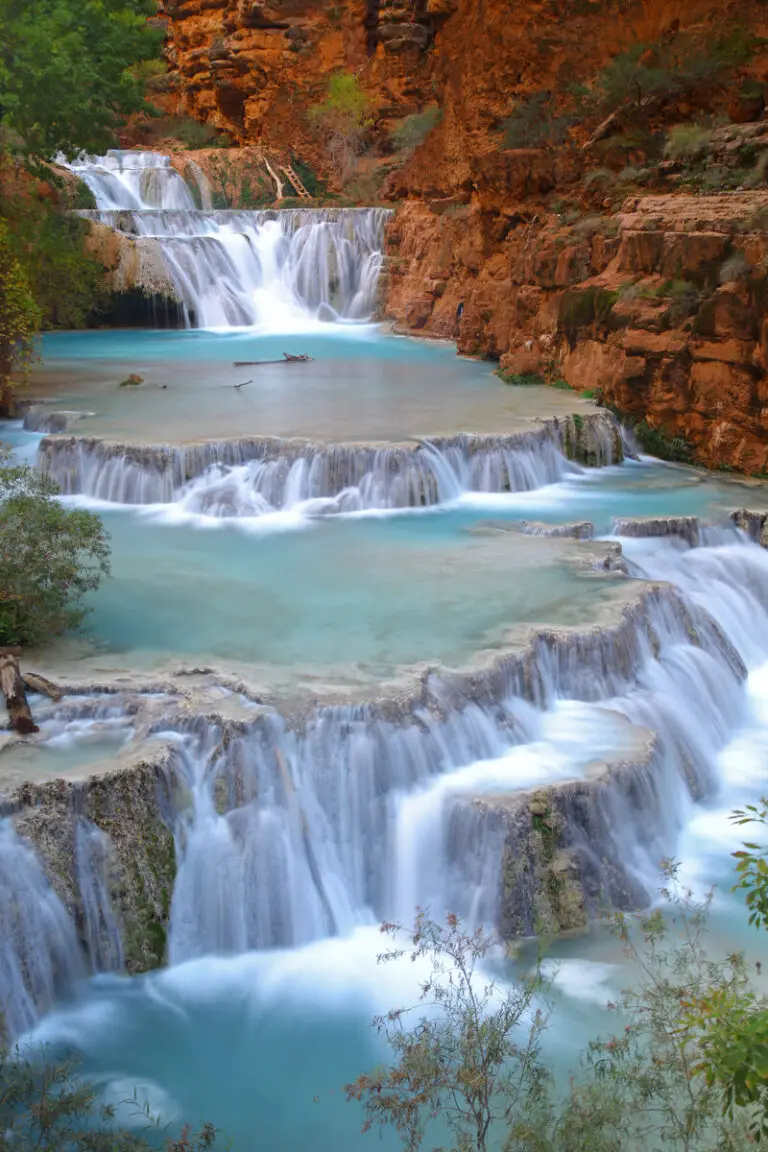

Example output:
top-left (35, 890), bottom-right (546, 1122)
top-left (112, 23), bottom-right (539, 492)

top-left (500, 93), bottom-right (573, 150)
top-left (0, 0), bottom-right (164, 163)
top-left (0, 1045), bottom-right (216, 1151)
top-left (2, 189), bottom-right (107, 330)
top-left (0, 461), bottom-right (110, 647)
top-left (0, 222), bottom-right (41, 412)
top-left (350, 870), bottom-right (763, 1151)
top-left (310, 72), bottom-right (373, 185)
top-left (683, 800), bottom-right (768, 1137)
top-left (345, 912), bottom-right (550, 1152)
top-left (391, 107), bottom-right (442, 152)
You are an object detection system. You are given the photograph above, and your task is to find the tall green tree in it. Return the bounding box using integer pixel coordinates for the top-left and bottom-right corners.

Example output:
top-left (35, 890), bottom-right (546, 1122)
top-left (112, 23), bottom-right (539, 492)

top-left (0, 460), bottom-right (110, 647)
top-left (0, 0), bottom-right (163, 162)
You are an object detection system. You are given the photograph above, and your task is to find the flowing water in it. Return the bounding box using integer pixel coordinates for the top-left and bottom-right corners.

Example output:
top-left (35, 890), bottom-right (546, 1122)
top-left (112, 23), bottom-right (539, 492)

top-left (63, 151), bottom-right (389, 328)
top-left (3, 151), bottom-right (768, 1149)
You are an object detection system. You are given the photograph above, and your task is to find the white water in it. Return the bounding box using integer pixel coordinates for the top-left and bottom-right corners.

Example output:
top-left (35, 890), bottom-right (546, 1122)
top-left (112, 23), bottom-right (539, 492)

top-left (61, 150), bottom-right (390, 328)
top-left (38, 429), bottom-right (600, 515)
top-left (0, 822), bottom-right (84, 1038)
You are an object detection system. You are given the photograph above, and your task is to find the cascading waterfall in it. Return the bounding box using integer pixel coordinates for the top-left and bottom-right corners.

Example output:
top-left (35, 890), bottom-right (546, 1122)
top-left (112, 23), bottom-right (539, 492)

top-left (37, 420), bottom-right (618, 513)
top-left (165, 545), bottom-right (763, 961)
top-left (61, 150), bottom-right (390, 328)
top-left (4, 533), bottom-right (768, 1036)
top-left (0, 822), bottom-right (85, 1038)
top-left (75, 818), bottom-right (124, 974)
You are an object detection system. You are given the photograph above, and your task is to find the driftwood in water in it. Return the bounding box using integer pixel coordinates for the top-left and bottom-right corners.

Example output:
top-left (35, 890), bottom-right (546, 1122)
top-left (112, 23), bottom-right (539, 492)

top-left (22, 672), bottom-right (63, 701)
top-left (0, 648), bottom-right (39, 734)
top-left (232, 353), bottom-right (314, 367)
top-left (0, 649), bottom-right (64, 734)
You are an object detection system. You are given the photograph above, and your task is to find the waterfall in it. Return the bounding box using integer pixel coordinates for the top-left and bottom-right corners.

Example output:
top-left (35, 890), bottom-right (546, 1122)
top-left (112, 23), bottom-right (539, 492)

top-left (37, 419), bottom-right (621, 512)
top-left (61, 150), bottom-right (390, 328)
top-left (165, 555), bottom-right (760, 960)
top-left (0, 822), bottom-right (84, 1038)
top-left (75, 818), bottom-right (124, 974)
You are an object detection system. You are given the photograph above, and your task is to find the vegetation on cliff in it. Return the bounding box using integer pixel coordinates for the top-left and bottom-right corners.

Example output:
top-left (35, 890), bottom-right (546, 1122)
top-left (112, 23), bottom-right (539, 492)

top-left (0, 0), bottom-right (162, 163)
top-left (0, 0), bottom-right (164, 404)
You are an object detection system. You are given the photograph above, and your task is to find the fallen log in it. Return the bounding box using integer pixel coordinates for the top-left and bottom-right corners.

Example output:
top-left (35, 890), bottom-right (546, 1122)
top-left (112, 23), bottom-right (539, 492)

top-left (232, 353), bottom-right (314, 366)
top-left (0, 649), bottom-right (39, 734)
top-left (22, 672), bottom-right (63, 701)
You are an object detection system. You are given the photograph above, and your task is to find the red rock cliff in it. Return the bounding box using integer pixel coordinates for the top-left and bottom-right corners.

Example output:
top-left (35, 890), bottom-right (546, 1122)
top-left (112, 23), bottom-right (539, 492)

top-left (157, 0), bottom-right (768, 473)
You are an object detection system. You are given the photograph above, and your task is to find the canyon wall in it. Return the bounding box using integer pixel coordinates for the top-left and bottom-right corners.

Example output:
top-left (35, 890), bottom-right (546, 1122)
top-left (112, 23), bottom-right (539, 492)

top-left (149, 0), bottom-right (768, 471)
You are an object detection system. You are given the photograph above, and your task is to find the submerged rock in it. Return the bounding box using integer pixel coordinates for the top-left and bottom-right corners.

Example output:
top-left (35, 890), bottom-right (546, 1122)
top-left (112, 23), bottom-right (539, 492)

top-left (521, 520), bottom-right (594, 539)
top-left (612, 516), bottom-right (701, 548)
top-left (731, 507), bottom-right (768, 548)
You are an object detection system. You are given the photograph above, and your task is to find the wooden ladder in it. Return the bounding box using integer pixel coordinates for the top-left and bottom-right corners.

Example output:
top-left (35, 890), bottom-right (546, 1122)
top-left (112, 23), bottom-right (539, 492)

top-left (280, 164), bottom-right (312, 200)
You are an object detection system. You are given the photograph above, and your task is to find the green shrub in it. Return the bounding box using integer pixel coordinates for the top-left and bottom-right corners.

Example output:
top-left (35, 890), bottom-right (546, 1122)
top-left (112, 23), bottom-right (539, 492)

top-left (664, 123), bottom-right (713, 163)
top-left (0, 1045), bottom-right (216, 1151)
top-left (0, 461), bottom-right (110, 647)
top-left (390, 106), bottom-right (441, 151)
top-left (497, 370), bottom-right (546, 386)
top-left (559, 287), bottom-right (619, 336)
top-left (631, 419), bottom-right (693, 462)
top-left (310, 72), bottom-right (373, 184)
top-left (501, 91), bottom-right (573, 149)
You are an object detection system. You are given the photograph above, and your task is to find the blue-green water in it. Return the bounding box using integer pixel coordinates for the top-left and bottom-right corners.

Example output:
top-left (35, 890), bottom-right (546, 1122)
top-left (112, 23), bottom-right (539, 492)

top-left (7, 325), bottom-right (768, 1152)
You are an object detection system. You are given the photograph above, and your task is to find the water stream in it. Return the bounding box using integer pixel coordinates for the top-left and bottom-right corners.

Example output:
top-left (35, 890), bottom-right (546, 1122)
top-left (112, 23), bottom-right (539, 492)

top-left (63, 151), bottom-right (389, 328)
top-left (3, 152), bottom-right (768, 1149)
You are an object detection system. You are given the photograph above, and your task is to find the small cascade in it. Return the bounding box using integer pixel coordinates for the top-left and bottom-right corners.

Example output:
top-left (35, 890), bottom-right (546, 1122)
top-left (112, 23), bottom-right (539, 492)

top-left (61, 151), bottom-right (390, 328)
top-left (0, 822), bottom-right (85, 1038)
top-left (38, 418), bottom-right (620, 512)
top-left (75, 818), bottom-right (124, 974)
top-left (165, 563), bottom-right (755, 961)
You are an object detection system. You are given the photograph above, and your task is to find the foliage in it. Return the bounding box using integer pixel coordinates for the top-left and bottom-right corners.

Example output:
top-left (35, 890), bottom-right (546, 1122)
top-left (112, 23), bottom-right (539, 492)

top-left (588, 28), bottom-right (759, 123)
top-left (0, 461), bottom-right (110, 647)
top-left (678, 801), bottom-right (768, 1139)
top-left (391, 107), bottom-right (442, 152)
top-left (558, 287), bottom-right (619, 337)
top-left (2, 188), bottom-right (107, 329)
top-left (0, 222), bottom-right (41, 409)
top-left (0, 1045), bottom-right (216, 1151)
top-left (732, 799), bottom-right (768, 931)
top-left (0, 0), bottom-right (164, 162)
top-left (345, 913), bottom-right (550, 1152)
top-left (349, 878), bottom-right (764, 1152)
top-left (625, 419), bottom-right (693, 463)
top-left (501, 92), bottom-right (573, 149)
top-left (310, 72), bottom-right (373, 184)
top-left (290, 156), bottom-right (327, 199)
top-left (513, 867), bottom-right (757, 1152)
top-left (497, 371), bottom-right (546, 386)
top-left (664, 123), bottom-right (713, 163)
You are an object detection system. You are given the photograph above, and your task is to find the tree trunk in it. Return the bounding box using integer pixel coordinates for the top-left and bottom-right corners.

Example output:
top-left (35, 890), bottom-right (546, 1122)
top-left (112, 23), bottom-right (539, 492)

top-left (0, 648), bottom-right (39, 734)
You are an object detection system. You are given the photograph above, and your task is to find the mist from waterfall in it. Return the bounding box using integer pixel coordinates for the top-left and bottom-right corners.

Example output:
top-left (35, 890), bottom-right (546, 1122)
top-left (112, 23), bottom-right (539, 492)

top-left (61, 151), bottom-right (390, 329)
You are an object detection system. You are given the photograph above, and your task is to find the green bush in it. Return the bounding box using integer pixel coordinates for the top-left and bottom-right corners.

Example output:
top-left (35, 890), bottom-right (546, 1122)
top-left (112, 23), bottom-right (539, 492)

top-left (390, 106), bottom-right (442, 151)
top-left (5, 205), bottom-right (107, 330)
top-left (501, 92), bottom-right (573, 149)
top-left (497, 370), bottom-right (546, 386)
top-left (558, 287), bottom-right (619, 336)
top-left (0, 1045), bottom-right (216, 1151)
top-left (664, 123), bottom-right (713, 163)
top-left (0, 461), bottom-right (110, 647)
top-left (310, 72), bottom-right (373, 184)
